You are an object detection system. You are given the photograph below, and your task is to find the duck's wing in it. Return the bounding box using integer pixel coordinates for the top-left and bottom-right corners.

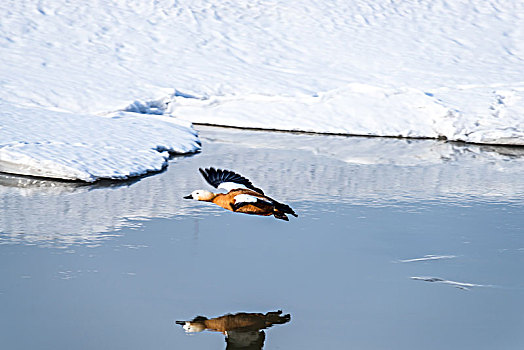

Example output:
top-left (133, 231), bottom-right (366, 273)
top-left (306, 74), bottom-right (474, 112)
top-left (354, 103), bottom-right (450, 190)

top-left (199, 168), bottom-right (264, 194)
top-left (231, 193), bottom-right (272, 211)
top-left (234, 194), bottom-right (271, 205)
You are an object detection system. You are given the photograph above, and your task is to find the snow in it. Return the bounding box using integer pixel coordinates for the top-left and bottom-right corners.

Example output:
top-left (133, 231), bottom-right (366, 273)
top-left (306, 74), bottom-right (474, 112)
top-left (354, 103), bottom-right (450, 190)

top-left (0, 101), bottom-right (200, 182)
top-left (1, 0), bottom-right (524, 180)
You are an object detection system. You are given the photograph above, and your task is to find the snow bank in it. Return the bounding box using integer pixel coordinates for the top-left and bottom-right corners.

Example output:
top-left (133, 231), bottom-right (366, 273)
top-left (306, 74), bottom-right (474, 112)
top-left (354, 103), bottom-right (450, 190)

top-left (0, 101), bottom-right (200, 182)
top-left (161, 85), bottom-right (524, 144)
top-left (1, 0), bottom-right (523, 154)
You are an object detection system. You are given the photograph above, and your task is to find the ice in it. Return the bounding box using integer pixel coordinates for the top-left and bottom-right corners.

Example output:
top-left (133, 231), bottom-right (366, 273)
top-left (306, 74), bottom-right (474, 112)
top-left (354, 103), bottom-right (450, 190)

top-left (399, 255), bottom-right (457, 263)
top-left (1, 0), bottom-right (524, 181)
top-left (411, 277), bottom-right (489, 291)
top-left (0, 101), bottom-right (201, 182)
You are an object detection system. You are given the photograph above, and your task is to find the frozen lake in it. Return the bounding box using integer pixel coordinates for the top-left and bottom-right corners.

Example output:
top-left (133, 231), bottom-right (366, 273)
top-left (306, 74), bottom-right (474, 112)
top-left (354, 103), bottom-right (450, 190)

top-left (1, 126), bottom-right (524, 349)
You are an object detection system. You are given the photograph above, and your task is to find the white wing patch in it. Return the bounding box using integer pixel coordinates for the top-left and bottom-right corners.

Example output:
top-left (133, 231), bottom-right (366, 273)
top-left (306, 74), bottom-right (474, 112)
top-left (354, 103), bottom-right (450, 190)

top-left (218, 182), bottom-right (249, 192)
top-left (234, 194), bottom-right (270, 204)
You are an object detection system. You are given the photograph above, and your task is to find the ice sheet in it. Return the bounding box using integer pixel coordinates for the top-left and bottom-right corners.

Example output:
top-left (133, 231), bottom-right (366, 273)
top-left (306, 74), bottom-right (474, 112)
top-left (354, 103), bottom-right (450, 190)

top-left (0, 102), bottom-right (200, 181)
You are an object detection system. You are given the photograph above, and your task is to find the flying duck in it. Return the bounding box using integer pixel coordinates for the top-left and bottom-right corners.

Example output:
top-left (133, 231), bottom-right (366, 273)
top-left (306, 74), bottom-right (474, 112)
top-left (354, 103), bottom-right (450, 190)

top-left (176, 310), bottom-right (291, 349)
top-left (184, 167), bottom-right (298, 221)
top-left (176, 310), bottom-right (291, 334)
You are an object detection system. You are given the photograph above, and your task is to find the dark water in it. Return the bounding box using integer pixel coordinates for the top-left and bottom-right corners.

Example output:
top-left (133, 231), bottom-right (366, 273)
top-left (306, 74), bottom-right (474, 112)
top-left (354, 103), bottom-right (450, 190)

top-left (1, 127), bottom-right (524, 349)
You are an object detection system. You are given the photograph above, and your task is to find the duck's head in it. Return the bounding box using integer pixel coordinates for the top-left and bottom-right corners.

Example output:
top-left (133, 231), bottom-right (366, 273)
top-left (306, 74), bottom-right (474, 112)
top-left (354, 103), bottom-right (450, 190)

top-left (183, 190), bottom-right (215, 201)
top-left (176, 316), bottom-right (208, 333)
top-left (182, 321), bottom-right (206, 333)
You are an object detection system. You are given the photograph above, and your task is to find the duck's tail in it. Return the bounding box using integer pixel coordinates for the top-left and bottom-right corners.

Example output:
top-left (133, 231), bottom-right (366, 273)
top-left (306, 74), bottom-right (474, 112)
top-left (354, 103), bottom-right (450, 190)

top-left (273, 211), bottom-right (289, 221)
top-left (273, 201), bottom-right (298, 220)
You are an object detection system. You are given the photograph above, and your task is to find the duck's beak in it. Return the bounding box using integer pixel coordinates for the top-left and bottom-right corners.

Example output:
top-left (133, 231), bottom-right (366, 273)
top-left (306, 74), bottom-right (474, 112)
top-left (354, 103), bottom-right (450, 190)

top-left (183, 194), bottom-right (193, 199)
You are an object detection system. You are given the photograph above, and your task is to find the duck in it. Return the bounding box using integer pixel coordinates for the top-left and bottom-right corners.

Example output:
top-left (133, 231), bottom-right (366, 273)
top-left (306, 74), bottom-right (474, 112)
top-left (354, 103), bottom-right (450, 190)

top-left (176, 310), bottom-right (291, 334)
top-left (176, 310), bottom-right (291, 350)
top-left (184, 167), bottom-right (298, 221)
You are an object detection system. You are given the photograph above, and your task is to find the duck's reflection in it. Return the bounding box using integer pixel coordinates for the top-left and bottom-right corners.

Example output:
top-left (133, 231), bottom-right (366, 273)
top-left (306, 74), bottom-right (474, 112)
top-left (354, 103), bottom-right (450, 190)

top-left (176, 310), bottom-right (291, 349)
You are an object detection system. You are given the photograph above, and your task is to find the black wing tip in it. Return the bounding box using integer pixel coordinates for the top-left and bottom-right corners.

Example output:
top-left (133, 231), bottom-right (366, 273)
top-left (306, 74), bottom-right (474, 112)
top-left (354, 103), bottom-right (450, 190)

top-left (198, 167), bottom-right (264, 194)
top-left (199, 167), bottom-right (218, 188)
top-left (251, 187), bottom-right (265, 195)
top-left (288, 207), bottom-right (298, 217)
top-left (199, 167), bottom-right (215, 176)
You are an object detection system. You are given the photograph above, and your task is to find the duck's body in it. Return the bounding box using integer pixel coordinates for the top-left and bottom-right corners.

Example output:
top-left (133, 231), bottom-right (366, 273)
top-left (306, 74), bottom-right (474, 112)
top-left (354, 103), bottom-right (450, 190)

top-left (184, 168), bottom-right (297, 221)
top-left (212, 189), bottom-right (274, 216)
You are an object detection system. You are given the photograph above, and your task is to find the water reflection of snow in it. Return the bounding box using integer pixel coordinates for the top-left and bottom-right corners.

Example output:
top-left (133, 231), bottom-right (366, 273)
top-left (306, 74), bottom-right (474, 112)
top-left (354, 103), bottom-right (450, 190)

top-left (1, 127), bottom-right (523, 246)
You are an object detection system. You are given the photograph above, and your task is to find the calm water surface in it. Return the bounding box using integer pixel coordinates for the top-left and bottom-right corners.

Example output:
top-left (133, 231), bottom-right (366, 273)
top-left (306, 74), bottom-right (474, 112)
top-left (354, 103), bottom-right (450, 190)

top-left (1, 127), bottom-right (524, 349)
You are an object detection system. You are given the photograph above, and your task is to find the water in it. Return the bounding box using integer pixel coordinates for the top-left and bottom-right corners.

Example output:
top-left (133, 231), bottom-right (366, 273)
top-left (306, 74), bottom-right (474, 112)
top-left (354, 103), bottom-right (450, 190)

top-left (1, 127), bottom-right (524, 349)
